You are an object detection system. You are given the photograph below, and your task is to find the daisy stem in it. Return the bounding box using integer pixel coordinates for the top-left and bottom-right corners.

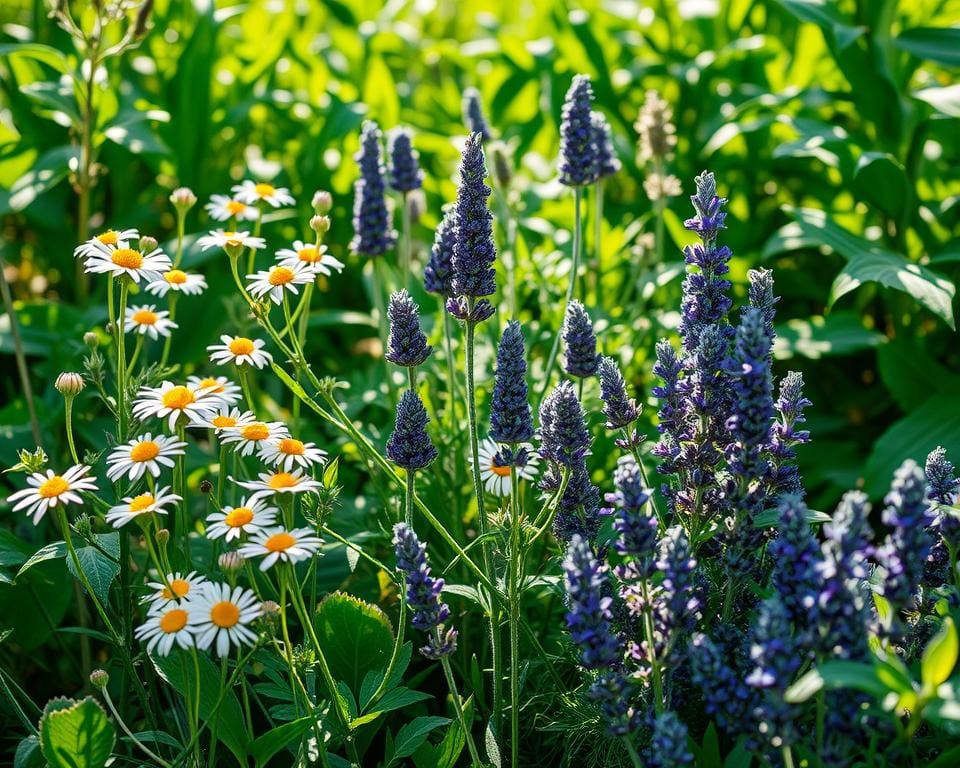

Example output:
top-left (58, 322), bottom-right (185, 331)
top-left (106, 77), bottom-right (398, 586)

top-left (442, 311), bottom-right (458, 431)
top-left (292, 282), bottom-right (314, 430)
top-left (184, 649), bottom-right (201, 765)
top-left (125, 335), bottom-right (143, 379)
top-left (174, 209), bottom-right (186, 269)
top-left (116, 280), bottom-right (130, 440)
top-left (206, 656), bottom-right (229, 768)
top-left (238, 367), bottom-right (257, 413)
top-left (175, 421), bottom-right (189, 557)
top-left (538, 186), bottom-right (582, 403)
top-left (159, 293), bottom-right (178, 368)
top-left (508, 462), bottom-right (522, 768)
top-left (217, 443), bottom-right (228, 505)
top-left (405, 470), bottom-right (414, 527)
top-left (439, 637), bottom-right (484, 768)
top-left (246, 209), bottom-right (263, 277)
top-left (64, 396), bottom-right (80, 464)
top-left (101, 685), bottom-right (173, 768)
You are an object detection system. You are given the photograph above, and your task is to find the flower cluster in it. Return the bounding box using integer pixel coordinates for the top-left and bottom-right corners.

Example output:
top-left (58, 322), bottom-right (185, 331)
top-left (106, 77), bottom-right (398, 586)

top-left (352, 120), bottom-right (397, 257)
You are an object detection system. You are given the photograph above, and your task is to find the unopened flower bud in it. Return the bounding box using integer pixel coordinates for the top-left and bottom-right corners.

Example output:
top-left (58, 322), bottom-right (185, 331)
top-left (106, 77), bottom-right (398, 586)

top-left (74, 514), bottom-right (93, 537)
top-left (104, 322), bottom-right (114, 335)
top-left (219, 551), bottom-right (244, 572)
top-left (139, 236), bottom-right (158, 253)
top-left (312, 190), bottom-right (333, 214)
top-left (309, 215), bottom-right (330, 235)
top-left (155, 528), bottom-right (170, 546)
top-left (55, 372), bottom-right (85, 398)
top-left (83, 331), bottom-right (99, 348)
top-left (170, 186), bottom-right (197, 212)
top-left (261, 600), bottom-right (280, 616)
top-left (200, 479), bottom-right (213, 494)
top-left (89, 669), bottom-right (109, 689)
top-left (13, 447), bottom-right (48, 474)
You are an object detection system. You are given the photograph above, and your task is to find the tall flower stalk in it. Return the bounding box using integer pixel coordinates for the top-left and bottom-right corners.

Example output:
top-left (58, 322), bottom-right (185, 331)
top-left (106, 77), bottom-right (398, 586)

top-left (591, 111), bottom-right (620, 306)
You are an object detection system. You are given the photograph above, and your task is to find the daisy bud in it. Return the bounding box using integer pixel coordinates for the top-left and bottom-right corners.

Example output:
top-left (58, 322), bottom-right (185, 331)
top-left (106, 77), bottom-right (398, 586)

top-left (170, 186), bottom-right (197, 212)
top-left (104, 322), bottom-right (114, 335)
top-left (13, 447), bottom-right (48, 474)
top-left (89, 669), bottom-right (109, 689)
top-left (261, 600), bottom-right (280, 616)
top-left (310, 215), bottom-right (330, 235)
top-left (312, 190), bottom-right (333, 214)
top-left (219, 551), bottom-right (244, 573)
top-left (200, 479), bottom-right (213, 494)
top-left (224, 241), bottom-right (245, 260)
top-left (55, 372), bottom-right (85, 398)
top-left (83, 331), bottom-right (99, 348)
top-left (155, 528), bottom-right (170, 546)
top-left (139, 236), bottom-right (159, 253)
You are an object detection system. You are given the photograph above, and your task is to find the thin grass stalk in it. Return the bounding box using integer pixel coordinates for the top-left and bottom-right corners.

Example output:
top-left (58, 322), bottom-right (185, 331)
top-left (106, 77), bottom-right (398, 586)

top-left (0, 263), bottom-right (41, 447)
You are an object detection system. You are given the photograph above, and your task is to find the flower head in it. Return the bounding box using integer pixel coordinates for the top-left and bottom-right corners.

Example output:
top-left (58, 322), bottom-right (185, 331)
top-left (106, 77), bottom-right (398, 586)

top-left (246, 262), bottom-right (314, 305)
top-left (208, 334), bottom-right (273, 369)
top-left (188, 406), bottom-right (256, 432)
top-left (769, 494), bottom-right (821, 628)
top-left (351, 121), bottom-right (396, 257)
top-left (135, 601), bottom-right (196, 655)
top-left (106, 433), bottom-right (187, 482)
top-left (562, 300), bottom-right (599, 378)
top-left (206, 498), bottom-right (277, 542)
top-left (7, 465), bottom-right (98, 524)
top-left (386, 390), bottom-right (438, 471)
top-left (476, 438), bottom-right (538, 497)
top-left (450, 133), bottom-right (496, 303)
top-left (82, 237), bottom-right (172, 283)
top-left (185, 375), bottom-right (242, 408)
top-left (926, 446), bottom-right (959, 506)
top-left (146, 269), bottom-right (207, 297)
top-left (257, 436), bottom-right (327, 471)
top-left (490, 321), bottom-right (534, 444)
top-left (607, 456), bottom-right (657, 569)
top-left (232, 180), bottom-right (295, 208)
top-left (539, 381), bottom-right (590, 467)
top-left (197, 230), bottom-right (266, 253)
top-left (462, 87), bottom-right (492, 142)
top-left (591, 111), bottom-right (620, 178)
top-left (385, 290), bottom-right (432, 367)
top-left (598, 357), bottom-right (639, 431)
top-left (231, 468), bottom-right (322, 502)
top-left (276, 240), bottom-right (345, 277)
top-left (206, 194), bottom-right (260, 222)
top-left (74, 228), bottom-right (139, 260)
top-left (388, 127), bottom-right (423, 192)
top-left (132, 380), bottom-right (221, 431)
top-left (647, 711), bottom-right (693, 768)
top-left (55, 372), bottom-right (85, 398)
top-left (220, 420), bottom-right (290, 456)
top-left (124, 304), bottom-right (177, 339)
top-left (635, 90), bottom-right (677, 164)
top-left (558, 75), bottom-right (598, 187)
top-left (144, 571), bottom-right (207, 605)
top-left (105, 485), bottom-right (181, 528)
top-left (562, 535), bottom-right (619, 669)
top-left (188, 582), bottom-right (261, 656)
top-left (424, 209), bottom-right (457, 297)
top-left (239, 527), bottom-right (324, 571)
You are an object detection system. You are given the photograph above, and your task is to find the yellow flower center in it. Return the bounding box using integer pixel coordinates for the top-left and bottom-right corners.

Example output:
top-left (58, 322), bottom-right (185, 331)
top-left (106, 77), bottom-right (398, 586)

top-left (226, 200), bottom-right (247, 215)
top-left (198, 377), bottom-right (224, 393)
top-left (210, 601), bottom-right (240, 628)
top-left (490, 464), bottom-right (512, 478)
top-left (128, 493), bottom-right (155, 513)
top-left (241, 423), bottom-right (270, 441)
top-left (162, 386), bottom-right (195, 410)
top-left (224, 507), bottom-right (254, 527)
top-left (267, 472), bottom-right (297, 489)
top-left (111, 248), bottom-right (143, 269)
top-left (221, 231), bottom-right (243, 247)
top-left (159, 608), bottom-right (188, 633)
top-left (228, 337), bottom-right (255, 355)
top-left (296, 246), bottom-right (320, 263)
top-left (278, 438), bottom-right (305, 456)
top-left (161, 579), bottom-right (191, 600)
top-left (131, 308), bottom-right (158, 325)
top-left (97, 230), bottom-right (119, 245)
top-left (254, 183), bottom-right (276, 198)
top-left (38, 475), bottom-right (69, 498)
top-left (212, 415), bottom-right (237, 428)
top-left (130, 440), bottom-right (160, 462)
top-left (164, 269), bottom-right (188, 285)
top-left (264, 532), bottom-right (296, 552)
top-left (268, 266), bottom-right (295, 286)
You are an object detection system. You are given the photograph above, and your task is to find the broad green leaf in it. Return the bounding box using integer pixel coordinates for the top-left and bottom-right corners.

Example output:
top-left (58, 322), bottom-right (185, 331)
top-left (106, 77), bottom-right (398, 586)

top-left (877, 340), bottom-right (960, 411)
top-left (6, 146), bottom-right (79, 213)
top-left (66, 534), bottom-right (120, 607)
top-left (39, 697), bottom-right (115, 768)
top-left (14, 736), bottom-right (43, 768)
top-left (0, 43), bottom-right (70, 73)
top-left (893, 28), bottom-right (960, 67)
top-left (249, 717), bottom-right (316, 768)
top-left (770, 206), bottom-right (886, 262)
top-left (829, 252), bottom-right (956, 329)
top-left (922, 618), bottom-right (958, 689)
top-left (853, 152), bottom-right (907, 219)
top-left (772, 312), bottom-right (885, 360)
top-left (694, 722), bottom-right (723, 768)
top-left (413, 696), bottom-right (473, 768)
top-left (314, 592), bottom-right (394, 697)
top-left (785, 661), bottom-right (887, 703)
top-left (390, 716), bottom-right (450, 763)
top-left (753, 508), bottom-right (831, 528)
top-left (776, 0), bottom-right (864, 48)
top-left (17, 541), bottom-right (67, 578)
top-left (914, 85), bottom-right (960, 118)
top-left (369, 686), bottom-right (432, 716)
top-left (0, 529), bottom-right (33, 567)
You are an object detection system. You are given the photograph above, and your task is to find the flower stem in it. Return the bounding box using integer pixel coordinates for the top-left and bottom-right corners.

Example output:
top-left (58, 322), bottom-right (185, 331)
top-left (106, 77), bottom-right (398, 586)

top-left (400, 191), bottom-right (411, 290)
top-left (640, 578), bottom-right (664, 715)
top-left (623, 735), bottom-right (646, 768)
top-left (594, 178), bottom-right (604, 307)
top-left (238, 366), bottom-right (257, 413)
top-left (160, 293), bottom-right (178, 368)
top-left (116, 280), bottom-right (130, 439)
top-left (102, 686), bottom-right (172, 768)
top-left (508, 464), bottom-right (522, 768)
top-left (439, 641), bottom-right (484, 767)
top-left (0, 260), bottom-right (41, 448)
top-left (125, 334), bottom-right (144, 378)
top-left (64, 396), bottom-right (80, 464)
top-left (442, 310), bottom-right (458, 431)
top-left (405, 470), bottom-right (414, 527)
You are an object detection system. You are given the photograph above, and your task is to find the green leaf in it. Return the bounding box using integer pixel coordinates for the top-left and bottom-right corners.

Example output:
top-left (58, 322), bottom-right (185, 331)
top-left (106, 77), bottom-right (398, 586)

top-left (776, 0), bottom-right (864, 48)
top-left (694, 722), bottom-right (722, 768)
top-left (16, 541), bottom-right (66, 578)
top-left (785, 660), bottom-right (890, 703)
top-left (370, 686), bottom-right (432, 716)
top-left (5, 146), bottom-right (79, 213)
top-left (66, 534), bottom-right (120, 607)
top-left (39, 697), bottom-right (116, 768)
top-left (14, 735), bottom-right (44, 768)
top-left (922, 617), bottom-right (958, 689)
top-left (771, 206), bottom-right (886, 262)
top-left (391, 716), bottom-right (450, 762)
top-left (0, 43), bottom-right (70, 73)
top-left (853, 152), bottom-right (908, 219)
top-left (249, 717), bottom-right (316, 768)
top-left (877, 339), bottom-right (960, 411)
top-left (914, 85), bottom-right (960, 118)
top-left (0, 529), bottom-right (34, 568)
top-left (772, 312), bottom-right (885, 360)
top-left (829, 251), bottom-right (956, 330)
top-left (893, 27), bottom-right (960, 67)
top-left (753, 508), bottom-right (831, 528)
top-left (485, 719), bottom-right (502, 768)
top-left (152, 650), bottom-right (249, 765)
top-left (314, 592), bottom-right (394, 697)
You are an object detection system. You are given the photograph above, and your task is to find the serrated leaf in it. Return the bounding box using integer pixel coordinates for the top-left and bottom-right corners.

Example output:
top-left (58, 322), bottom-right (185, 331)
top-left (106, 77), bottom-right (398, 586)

top-left (39, 697), bottom-right (115, 768)
top-left (66, 534), bottom-right (120, 607)
top-left (314, 592), bottom-right (394, 697)
top-left (922, 618), bottom-right (958, 689)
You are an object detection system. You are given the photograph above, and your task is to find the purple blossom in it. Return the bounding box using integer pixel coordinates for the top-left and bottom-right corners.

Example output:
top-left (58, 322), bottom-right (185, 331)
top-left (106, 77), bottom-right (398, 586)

top-left (598, 356), bottom-right (640, 431)
top-left (385, 290), bottom-right (432, 368)
top-left (562, 300), bottom-right (599, 378)
top-left (591, 111), bottom-right (620, 179)
top-left (424, 209), bottom-right (456, 297)
top-left (386, 390), bottom-right (438, 471)
top-left (562, 535), bottom-right (620, 669)
top-left (450, 132), bottom-right (496, 300)
top-left (351, 120), bottom-right (396, 257)
top-left (558, 75), bottom-right (599, 187)
top-left (539, 381), bottom-right (591, 468)
top-left (462, 87), bottom-right (491, 143)
top-left (387, 127), bottom-right (423, 192)
top-left (490, 321), bottom-right (534, 444)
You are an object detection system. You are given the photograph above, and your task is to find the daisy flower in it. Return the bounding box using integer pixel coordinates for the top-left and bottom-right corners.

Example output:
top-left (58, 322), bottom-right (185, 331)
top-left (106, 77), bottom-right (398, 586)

top-left (238, 527), bottom-right (324, 571)
top-left (82, 240), bottom-right (173, 283)
top-left (188, 406), bottom-right (257, 432)
top-left (132, 380), bottom-right (221, 431)
top-left (205, 498), bottom-right (277, 542)
top-left (231, 468), bottom-right (322, 501)
top-left (197, 230), bottom-right (266, 252)
top-left (134, 601), bottom-right (196, 656)
top-left (144, 571), bottom-right (207, 605)
top-left (207, 335), bottom-right (273, 369)
top-left (105, 433), bottom-right (187, 482)
top-left (232, 180), bottom-right (295, 208)
top-left (145, 269), bottom-right (207, 297)
top-left (124, 305), bottom-right (178, 339)
top-left (245, 262), bottom-right (313, 305)
top-left (73, 228), bottom-right (139, 260)
top-left (186, 375), bottom-right (242, 407)
top-left (476, 439), bottom-right (540, 497)
top-left (105, 485), bottom-right (181, 528)
top-left (220, 420), bottom-right (289, 456)
top-left (188, 582), bottom-right (261, 656)
top-left (276, 240), bottom-right (346, 277)
top-left (7, 465), bottom-right (98, 524)
top-left (258, 437), bottom-right (327, 471)
top-left (205, 194), bottom-right (259, 222)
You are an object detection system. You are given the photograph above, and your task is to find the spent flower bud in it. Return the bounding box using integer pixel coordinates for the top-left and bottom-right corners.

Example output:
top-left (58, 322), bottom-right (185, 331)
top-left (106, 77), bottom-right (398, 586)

top-left (200, 479), bottom-right (213, 494)
top-left (55, 372), bottom-right (85, 398)
top-left (139, 236), bottom-right (159, 253)
top-left (219, 551), bottom-right (244, 572)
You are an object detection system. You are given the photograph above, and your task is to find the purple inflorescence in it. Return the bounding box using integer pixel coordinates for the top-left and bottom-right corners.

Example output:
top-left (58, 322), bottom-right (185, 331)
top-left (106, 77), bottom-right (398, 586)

top-left (387, 127), bottom-right (423, 192)
top-left (385, 290), bottom-right (432, 368)
top-left (462, 87), bottom-right (491, 143)
top-left (562, 300), bottom-right (600, 378)
top-left (558, 75), bottom-right (599, 187)
top-left (386, 390), bottom-right (438, 472)
top-left (562, 535), bottom-right (620, 669)
top-left (598, 356), bottom-right (640, 431)
top-left (591, 111), bottom-right (621, 179)
top-left (490, 320), bottom-right (534, 444)
top-left (424, 208), bottom-right (456, 297)
top-left (351, 120), bottom-right (396, 257)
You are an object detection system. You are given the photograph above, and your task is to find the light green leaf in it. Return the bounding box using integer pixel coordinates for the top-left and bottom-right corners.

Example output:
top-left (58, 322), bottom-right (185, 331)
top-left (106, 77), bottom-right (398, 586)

top-left (772, 312), bottom-right (885, 360)
top-left (39, 697), bottom-right (115, 768)
top-left (314, 592), bottom-right (394, 697)
top-left (914, 85), bottom-right (960, 118)
top-left (0, 43), bottom-right (70, 73)
top-left (753, 508), bottom-right (831, 528)
top-left (922, 618), bottom-right (958, 689)
top-left (785, 661), bottom-right (887, 703)
top-left (6, 146), bottom-right (79, 213)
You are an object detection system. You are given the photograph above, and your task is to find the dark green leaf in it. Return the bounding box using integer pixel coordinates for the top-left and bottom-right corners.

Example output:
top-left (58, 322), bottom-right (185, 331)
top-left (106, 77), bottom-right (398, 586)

top-left (853, 152), bottom-right (908, 219)
top-left (390, 716), bottom-right (450, 762)
top-left (772, 312), bottom-right (885, 360)
top-left (249, 717), bottom-right (316, 768)
top-left (893, 27), bottom-right (960, 67)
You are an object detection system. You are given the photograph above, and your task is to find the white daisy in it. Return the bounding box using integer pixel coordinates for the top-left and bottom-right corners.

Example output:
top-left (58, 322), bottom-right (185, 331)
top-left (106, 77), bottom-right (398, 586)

top-left (186, 375), bottom-right (242, 407)
top-left (476, 439), bottom-right (540, 497)
top-left (73, 228), bottom-right (140, 260)
top-left (276, 240), bottom-right (346, 277)
top-left (134, 601), bottom-right (196, 656)
top-left (197, 230), bottom-right (266, 252)
top-left (220, 420), bottom-right (289, 457)
top-left (232, 180), bottom-right (295, 208)
top-left (205, 498), bottom-right (277, 542)
top-left (143, 571), bottom-right (207, 605)
top-left (145, 269), bottom-right (207, 297)
top-left (124, 304), bottom-right (178, 340)
top-left (132, 380), bottom-right (221, 431)
top-left (238, 527), bottom-right (324, 571)
top-left (207, 334), bottom-right (273, 369)
top-left (231, 468), bottom-right (322, 501)
top-left (188, 582), bottom-right (261, 657)
top-left (258, 437), bottom-right (327, 471)
top-left (205, 194), bottom-right (260, 223)
top-left (188, 406), bottom-right (257, 432)
top-left (7, 465), bottom-right (98, 524)
top-left (82, 240), bottom-right (173, 284)
top-left (105, 432), bottom-right (187, 482)
top-left (105, 485), bottom-right (181, 528)
top-left (245, 262), bottom-right (314, 305)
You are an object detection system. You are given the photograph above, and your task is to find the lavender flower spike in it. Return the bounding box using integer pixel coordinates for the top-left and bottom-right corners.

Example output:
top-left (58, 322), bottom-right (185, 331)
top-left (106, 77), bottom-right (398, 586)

top-left (386, 390), bottom-right (438, 471)
top-left (424, 208), bottom-right (456, 297)
top-left (648, 711), bottom-right (693, 768)
top-left (462, 87), bottom-right (491, 143)
top-left (927, 446), bottom-right (959, 506)
top-left (558, 75), bottom-right (599, 187)
top-left (598, 356), bottom-right (639, 430)
top-left (393, 523), bottom-right (458, 659)
top-left (591, 111), bottom-right (621, 178)
top-left (562, 299), bottom-right (600, 378)
top-left (490, 320), bottom-right (533, 444)
top-left (539, 380), bottom-right (591, 467)
top-left (562, 535), bottom-right (619, 669)
top-left (351, 120), bottom-right (396, 257)
top-left (769, 493), bottom-right (821, 629)
top-left (388, 127), bottom-right (423, 193)
top-left (385, 290), bottom-right (432, 368)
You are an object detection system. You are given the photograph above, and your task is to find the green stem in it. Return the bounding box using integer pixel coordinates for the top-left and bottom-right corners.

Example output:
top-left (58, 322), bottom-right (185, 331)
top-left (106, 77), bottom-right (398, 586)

top-left (594, 178), bottom-right (604, 308)
top-left (370, 259), bottom-right (395, 407)
top-left (783, 746), bottom-right (796, 768)
top-left (160, 293), bottom-right (178, 368)
top-left (64, 397), bottom-right (80, 464)
top-left (116, 279), bottom-right (129, 439)
top-left (173, 210), bottom-right (186, 268)
top-left (102, 687), bottom-right (172, 768)
top-left (401, 191), bottom-right (411, 289)
top-left (246, 210), bottom-right (263, 277)
top-left (440, 646), bottom-right (484, 767)
top-left (405, 470), bottom-right (414, 527)
top-left (442, 310), bottom-right (458, 431)
top-left (238, 366), bottom-right (257, 413)
top-left (0, 261), bottom-right (41, 447)
top-left (640, 579), bottom-right (664, 715)
top-left (175, 421), bottom-right (189, 557)
top-left (125, 334), bottom-right (143, 378)
top-left (623, 735), bottom-right (646, 768)
top-left (508, 461), bottom-right (522, 768)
